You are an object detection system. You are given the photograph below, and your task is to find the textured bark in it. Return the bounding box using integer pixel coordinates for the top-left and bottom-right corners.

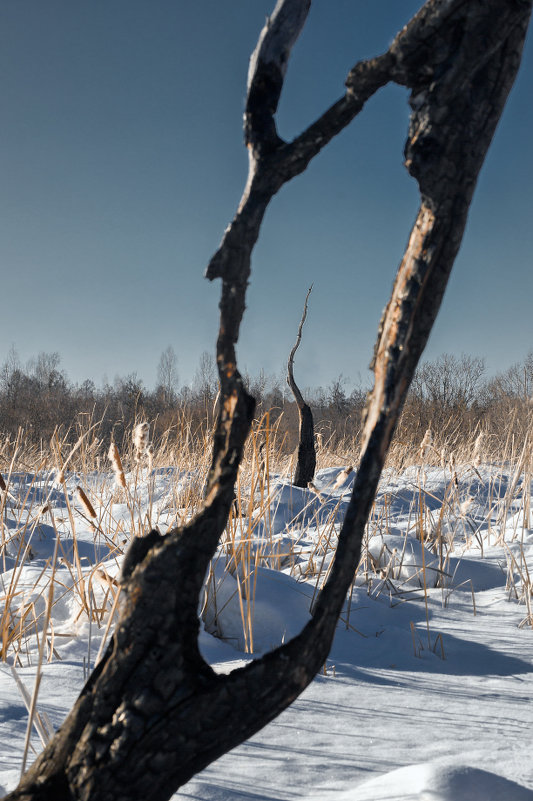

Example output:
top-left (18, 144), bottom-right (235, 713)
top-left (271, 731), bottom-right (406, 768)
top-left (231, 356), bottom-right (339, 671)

top-left (4, 1), bottom-right (531, 799)
top-left (287, 285), bottom-right (316, 487)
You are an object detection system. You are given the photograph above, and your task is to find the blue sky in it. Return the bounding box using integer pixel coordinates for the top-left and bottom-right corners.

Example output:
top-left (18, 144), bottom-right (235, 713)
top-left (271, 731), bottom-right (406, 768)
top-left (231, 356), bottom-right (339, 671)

top-left (1, 1), bottom-right (531, 393)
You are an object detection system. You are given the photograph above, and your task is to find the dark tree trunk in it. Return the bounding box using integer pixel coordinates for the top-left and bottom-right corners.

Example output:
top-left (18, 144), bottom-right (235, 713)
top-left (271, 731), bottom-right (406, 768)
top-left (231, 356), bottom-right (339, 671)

top-left (293, 403), bottom-right (315, 487)
top-left (287, 285), bottom-right (316, 487)
top-left (4, 1), bottom-right (531, 799)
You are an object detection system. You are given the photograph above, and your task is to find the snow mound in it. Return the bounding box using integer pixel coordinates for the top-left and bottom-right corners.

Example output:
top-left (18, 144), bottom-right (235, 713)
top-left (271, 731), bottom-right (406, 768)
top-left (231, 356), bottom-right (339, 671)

top-left (258, 480), bottom-right (349, 536)
top-left (367, 534), bottom-right (439, 587)
top-left (336, 762), bottom-right (533, 801)
top-left (203, 563), bottom-right (312, 653)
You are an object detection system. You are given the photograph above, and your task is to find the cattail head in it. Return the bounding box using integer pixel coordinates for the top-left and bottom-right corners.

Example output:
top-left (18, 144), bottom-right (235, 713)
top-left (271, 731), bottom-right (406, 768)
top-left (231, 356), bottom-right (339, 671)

top-left (76, 486), bottom-right (97, 518)
top-left (460, 497), bottom-right (473, 516)
top-left (419, 428), bottom-right (433, 461)
top-left (93, 567), bottom-right (119, 590)
top-left (333, 465), bottom-right (353, 489)
top-left (307, 481), bottom-right (324, 503)
top-left (133, 422), bottom-right (151, 464)
top-left (108, 441), bottom-right (126, 488)
top-left (146, 441), bottom-right (154, 472)
top-left (472, 432), bottom-right (484, 468)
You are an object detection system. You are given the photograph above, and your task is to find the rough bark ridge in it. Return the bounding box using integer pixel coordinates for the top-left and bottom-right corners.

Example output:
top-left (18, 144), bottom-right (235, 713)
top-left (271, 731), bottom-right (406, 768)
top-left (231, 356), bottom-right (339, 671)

top-left (287, 285), bottom-right (316, 487)
top-left (5, 1), bottom-right (531, 799)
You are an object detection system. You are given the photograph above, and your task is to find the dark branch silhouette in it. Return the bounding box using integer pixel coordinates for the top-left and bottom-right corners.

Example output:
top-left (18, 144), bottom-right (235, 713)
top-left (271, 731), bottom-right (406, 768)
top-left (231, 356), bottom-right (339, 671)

top-left (287, 284), bottom-right (316, 487)
top-left (4, 1), bottom-right (531, 799)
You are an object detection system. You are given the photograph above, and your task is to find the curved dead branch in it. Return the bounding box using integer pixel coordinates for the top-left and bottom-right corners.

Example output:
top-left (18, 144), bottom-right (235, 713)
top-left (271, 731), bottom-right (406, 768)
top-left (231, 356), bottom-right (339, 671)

top-left (287, 285), bottom-right (316, 487)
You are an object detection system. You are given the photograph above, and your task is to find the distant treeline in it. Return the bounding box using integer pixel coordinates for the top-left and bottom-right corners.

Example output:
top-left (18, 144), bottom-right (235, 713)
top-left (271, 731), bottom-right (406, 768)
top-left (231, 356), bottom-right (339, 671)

top-left (0, 346), bottom-right (531, 458)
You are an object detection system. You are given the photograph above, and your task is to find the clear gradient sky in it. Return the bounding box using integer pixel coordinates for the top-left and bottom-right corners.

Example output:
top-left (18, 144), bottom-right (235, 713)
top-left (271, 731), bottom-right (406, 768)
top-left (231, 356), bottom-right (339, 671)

top-left (1, 2), bottom-right (532, 393)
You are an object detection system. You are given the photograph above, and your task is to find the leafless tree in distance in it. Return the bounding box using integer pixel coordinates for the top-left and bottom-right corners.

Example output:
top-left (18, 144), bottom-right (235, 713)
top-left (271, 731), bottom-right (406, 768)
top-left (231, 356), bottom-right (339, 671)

top-left (4, 1), bottom-right (531, 799)
top-left (156, 346), bottom-right (179, 405)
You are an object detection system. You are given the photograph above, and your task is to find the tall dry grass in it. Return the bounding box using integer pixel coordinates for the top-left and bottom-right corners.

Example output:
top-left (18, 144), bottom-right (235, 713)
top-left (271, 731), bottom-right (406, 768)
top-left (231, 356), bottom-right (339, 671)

top-left (0, 408), bottom-right (531, 671)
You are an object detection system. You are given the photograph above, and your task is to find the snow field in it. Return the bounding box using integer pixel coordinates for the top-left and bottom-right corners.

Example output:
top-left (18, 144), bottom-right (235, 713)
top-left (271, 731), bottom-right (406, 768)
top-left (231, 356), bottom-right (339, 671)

top-left (1, 453), bottom-right (532, 800)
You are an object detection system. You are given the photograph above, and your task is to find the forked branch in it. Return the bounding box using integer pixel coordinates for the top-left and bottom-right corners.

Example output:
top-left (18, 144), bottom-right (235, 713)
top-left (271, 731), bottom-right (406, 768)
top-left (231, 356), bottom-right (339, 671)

top-left (6, 2), bottom-right (532, 800)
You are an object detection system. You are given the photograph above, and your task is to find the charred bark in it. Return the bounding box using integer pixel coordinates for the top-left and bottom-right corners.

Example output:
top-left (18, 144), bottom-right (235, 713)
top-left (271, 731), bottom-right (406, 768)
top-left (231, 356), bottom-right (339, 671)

top-left (4, 1), bottom-right (531, 799)
top-left (287, 285), bottom-right (316, 487)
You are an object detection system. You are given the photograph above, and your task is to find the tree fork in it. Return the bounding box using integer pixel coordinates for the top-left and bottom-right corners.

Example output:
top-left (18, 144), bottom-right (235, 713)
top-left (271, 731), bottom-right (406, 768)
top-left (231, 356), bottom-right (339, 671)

top-left (4, 1), bottom-right (531, 799)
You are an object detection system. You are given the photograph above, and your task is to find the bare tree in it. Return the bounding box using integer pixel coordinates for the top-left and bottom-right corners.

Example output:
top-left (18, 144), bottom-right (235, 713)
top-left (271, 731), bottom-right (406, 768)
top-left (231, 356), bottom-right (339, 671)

top-left (412, 353), bottom-right (486, 409)
top-left (0, 345), bottom-right (21, 389)
top-left (5, 1), bottom-right (531, 800)
top-left (156, 345), bottom-right (179, 404)
top-left (193, 350), bottom-right (218, 410)
top-left (487, 350), bottom-right (533, 401)
top-left (287, 285), bottom-right (316, 486)
top-left (30, 352), bottom-right (63, 391)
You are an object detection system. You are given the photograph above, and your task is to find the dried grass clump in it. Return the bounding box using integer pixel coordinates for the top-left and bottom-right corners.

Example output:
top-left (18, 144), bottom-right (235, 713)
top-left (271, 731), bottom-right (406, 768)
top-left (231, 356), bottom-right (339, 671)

top-left (1, 409), bottom-right (532, 685)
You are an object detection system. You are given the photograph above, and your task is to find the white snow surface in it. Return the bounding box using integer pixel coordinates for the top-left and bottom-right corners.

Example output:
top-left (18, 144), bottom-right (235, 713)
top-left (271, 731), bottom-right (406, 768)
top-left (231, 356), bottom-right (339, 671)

top-left (1, 463), bottom-right (532, 800)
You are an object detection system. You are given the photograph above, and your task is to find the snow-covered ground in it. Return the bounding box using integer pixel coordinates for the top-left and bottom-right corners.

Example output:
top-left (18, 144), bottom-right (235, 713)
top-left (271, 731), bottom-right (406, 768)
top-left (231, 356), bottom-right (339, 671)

top-left (1, 461), bottom-right (532, 800)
